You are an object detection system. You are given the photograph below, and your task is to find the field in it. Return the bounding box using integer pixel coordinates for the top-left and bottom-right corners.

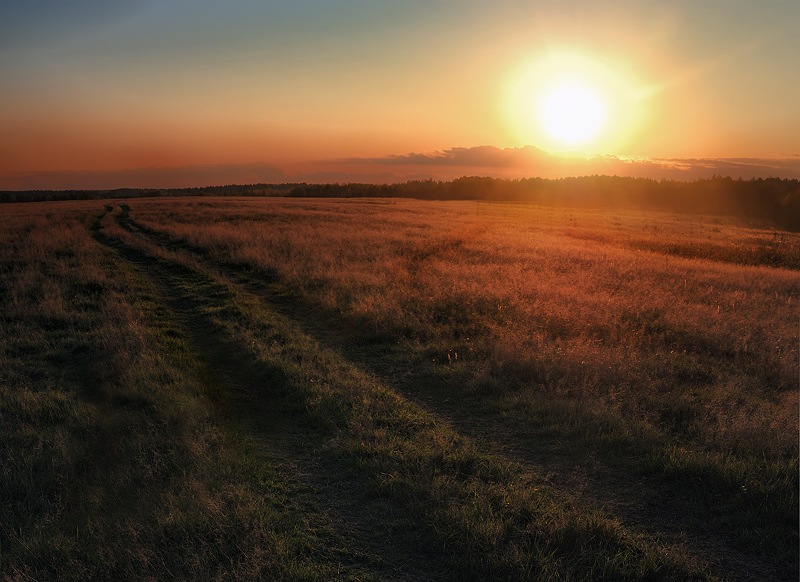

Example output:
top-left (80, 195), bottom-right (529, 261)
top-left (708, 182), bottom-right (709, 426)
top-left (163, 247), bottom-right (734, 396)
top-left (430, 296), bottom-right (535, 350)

top-left (1, 196), bottom-right (797, 581)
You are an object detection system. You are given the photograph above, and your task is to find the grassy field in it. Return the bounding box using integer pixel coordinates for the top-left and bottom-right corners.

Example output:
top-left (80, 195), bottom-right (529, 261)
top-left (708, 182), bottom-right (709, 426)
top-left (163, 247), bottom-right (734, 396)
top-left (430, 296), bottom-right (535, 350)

top-left (1, 197), bottom-right (797, 581)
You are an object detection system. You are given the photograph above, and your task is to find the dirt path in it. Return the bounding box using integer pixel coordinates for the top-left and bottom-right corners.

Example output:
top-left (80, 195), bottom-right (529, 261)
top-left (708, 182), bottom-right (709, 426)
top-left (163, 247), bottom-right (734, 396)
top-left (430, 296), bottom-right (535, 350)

top-left (92, 207), bottom-right (452, 582)
top-left (110, 206), bottom-right (792, 582)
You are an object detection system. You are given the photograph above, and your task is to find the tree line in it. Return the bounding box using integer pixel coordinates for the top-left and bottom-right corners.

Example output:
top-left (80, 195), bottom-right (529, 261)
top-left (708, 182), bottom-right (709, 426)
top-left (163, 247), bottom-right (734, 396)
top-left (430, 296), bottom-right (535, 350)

top-left (2, 175), bottom-right (799, 231)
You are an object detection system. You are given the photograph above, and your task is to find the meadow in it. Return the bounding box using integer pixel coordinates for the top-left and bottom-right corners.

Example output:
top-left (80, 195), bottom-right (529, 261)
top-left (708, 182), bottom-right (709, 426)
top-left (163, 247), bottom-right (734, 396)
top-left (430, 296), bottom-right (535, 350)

top-left (1, 196), bottom-right (797, 581)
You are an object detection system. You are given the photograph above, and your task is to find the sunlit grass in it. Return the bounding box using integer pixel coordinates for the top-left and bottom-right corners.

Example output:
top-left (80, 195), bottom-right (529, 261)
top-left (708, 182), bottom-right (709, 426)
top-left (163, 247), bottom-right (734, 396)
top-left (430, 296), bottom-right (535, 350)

top-left (127, 197), bottom-right (798, 573)
top-left (1, 196), bottom-right (797, 580)
top-left (130, 198), bottom-right (798, 456)
top-left (103, 203), bottom-right (697, 580)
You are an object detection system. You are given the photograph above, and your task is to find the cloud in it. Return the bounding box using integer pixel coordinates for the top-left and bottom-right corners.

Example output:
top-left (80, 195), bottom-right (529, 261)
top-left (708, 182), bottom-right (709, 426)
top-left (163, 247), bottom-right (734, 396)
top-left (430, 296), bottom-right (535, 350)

top-left (588, 155), bottom-right (800, 180)
top-left (327, 146), bottom-right (800, 181)
top-left (299, 171), bottom-right (437, 184)
top-left (4, 147), bottom-right (799, 191)
top-left (348, 145), bottom-right (552, 167)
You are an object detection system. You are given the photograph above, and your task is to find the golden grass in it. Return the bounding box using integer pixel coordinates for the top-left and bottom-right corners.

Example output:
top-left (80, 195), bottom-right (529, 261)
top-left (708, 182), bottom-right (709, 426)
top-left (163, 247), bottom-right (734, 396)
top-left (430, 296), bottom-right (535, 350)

top-left (2, 196), bottom-right (797, 580)
top-left (129, 197), bottom-right (799, 461)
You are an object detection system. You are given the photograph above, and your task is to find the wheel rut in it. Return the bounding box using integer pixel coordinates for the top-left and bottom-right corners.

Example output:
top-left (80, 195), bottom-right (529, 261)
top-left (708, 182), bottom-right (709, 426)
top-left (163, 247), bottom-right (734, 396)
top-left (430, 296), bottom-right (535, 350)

top-left (109, 205), bottom-right (792, 582)
top-left (191, 265), bottom-right (786, 582)
top-left (92, 207), bottom-right (452, 582)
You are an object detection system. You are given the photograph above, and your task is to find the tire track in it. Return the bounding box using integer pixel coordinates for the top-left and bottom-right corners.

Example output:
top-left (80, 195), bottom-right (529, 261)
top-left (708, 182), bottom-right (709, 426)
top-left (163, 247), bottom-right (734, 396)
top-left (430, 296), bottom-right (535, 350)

top-left (92, 206), bottom-right (451, 582)
top-left (113, 206), bottom-right (793, 582)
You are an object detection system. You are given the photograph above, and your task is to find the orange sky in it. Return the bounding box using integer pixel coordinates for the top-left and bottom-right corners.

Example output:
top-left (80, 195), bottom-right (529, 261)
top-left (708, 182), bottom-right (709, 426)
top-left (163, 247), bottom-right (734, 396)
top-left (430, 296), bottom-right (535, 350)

top-left (1, 1), bottom-right (798, 189)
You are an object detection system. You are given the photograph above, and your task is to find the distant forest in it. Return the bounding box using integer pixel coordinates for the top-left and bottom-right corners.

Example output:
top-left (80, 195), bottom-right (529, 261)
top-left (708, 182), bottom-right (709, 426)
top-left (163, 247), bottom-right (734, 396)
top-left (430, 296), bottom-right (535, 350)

top-left (3, 175), bottom-right (799, 231)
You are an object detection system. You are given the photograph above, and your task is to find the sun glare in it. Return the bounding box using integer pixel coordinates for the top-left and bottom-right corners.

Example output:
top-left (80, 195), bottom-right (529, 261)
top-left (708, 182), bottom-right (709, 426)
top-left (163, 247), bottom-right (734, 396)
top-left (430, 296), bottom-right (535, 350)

top-left (538, 80), bottom-right (606, 146)
top-left (504, 51), bottom-right (644, 153)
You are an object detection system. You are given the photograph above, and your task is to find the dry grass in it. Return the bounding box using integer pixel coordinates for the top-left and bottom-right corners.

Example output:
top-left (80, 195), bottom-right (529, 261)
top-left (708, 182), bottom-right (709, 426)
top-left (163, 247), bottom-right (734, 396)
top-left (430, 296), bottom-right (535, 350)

top-left (2, 196), bottom-right (797, 580)
top-left (130, 198), bottom-right (798, 461)
top-left (125, 197), bottom-right (798, 577)
top-left (0, 202), bottom-right (385, 580)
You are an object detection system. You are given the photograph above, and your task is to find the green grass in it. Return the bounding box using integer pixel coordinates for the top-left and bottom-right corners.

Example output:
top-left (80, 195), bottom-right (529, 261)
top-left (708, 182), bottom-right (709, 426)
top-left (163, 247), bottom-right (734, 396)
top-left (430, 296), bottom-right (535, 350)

top-left (1, 205), bottom-right (390, 580)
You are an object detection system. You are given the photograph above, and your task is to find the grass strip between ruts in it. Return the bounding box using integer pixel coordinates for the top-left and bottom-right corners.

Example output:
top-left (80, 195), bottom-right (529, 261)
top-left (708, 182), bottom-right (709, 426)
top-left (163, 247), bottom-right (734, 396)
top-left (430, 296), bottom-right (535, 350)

top-left (106, 205), bottom-right (702, 581)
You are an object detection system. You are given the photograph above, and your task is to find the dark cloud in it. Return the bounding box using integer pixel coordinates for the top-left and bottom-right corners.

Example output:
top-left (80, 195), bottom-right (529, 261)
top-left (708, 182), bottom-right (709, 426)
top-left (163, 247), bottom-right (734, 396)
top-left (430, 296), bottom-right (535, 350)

top-left (4, 147), bottom-right (799, 191)
top-left (300, 171), bottom-right (437, 184)
top-left (587, 155), bottom-right (800, 180)
top-left (335, 146), bottom-right (800, 181)
top-left (345, 145), bottom-right (551, 167)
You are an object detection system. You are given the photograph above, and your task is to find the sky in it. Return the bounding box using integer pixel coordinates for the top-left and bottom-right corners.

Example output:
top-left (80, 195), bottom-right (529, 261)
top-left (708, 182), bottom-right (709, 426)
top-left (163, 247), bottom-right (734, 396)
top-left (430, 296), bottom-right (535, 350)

top-left (1, 0), bottom-right (799, 189)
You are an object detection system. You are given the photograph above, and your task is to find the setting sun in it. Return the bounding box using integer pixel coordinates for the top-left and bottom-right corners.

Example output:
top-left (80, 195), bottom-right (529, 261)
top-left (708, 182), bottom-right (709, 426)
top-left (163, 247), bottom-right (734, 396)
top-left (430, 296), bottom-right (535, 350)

top-left (503, 50), bottom-right (644, 155)
top-left (538, 79), bottom-right (606, 146)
